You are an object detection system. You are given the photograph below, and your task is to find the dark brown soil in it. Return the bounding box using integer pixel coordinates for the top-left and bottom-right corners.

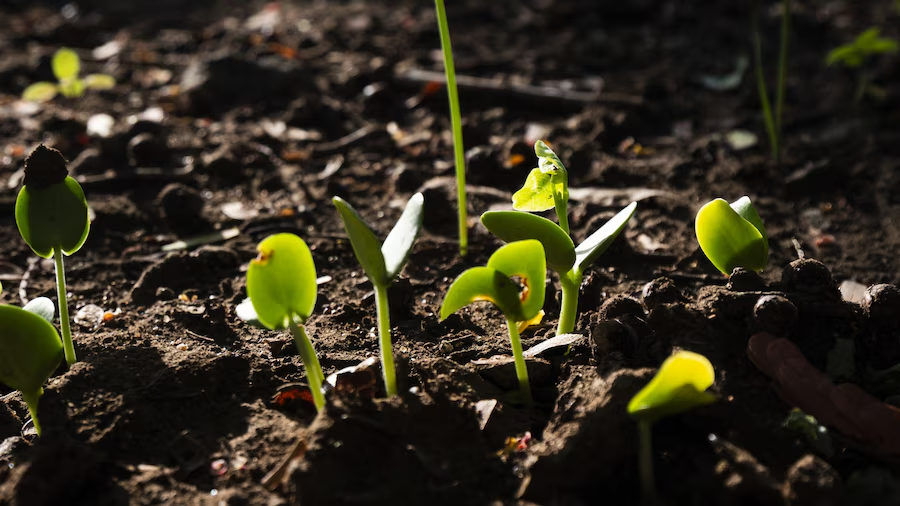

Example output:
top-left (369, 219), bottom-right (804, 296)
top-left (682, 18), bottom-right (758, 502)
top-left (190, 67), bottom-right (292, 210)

top-left (2, 0), bottom-right (900, 504)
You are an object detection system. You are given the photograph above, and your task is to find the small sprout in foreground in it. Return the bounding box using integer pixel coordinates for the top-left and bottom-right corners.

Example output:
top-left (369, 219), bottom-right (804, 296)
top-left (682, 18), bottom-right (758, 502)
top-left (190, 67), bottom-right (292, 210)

top-left (485, 141), bottom-right (636, 334)
top-left (440, 240), bottom-right (546, 403)
top-left (628, 350), bottom-right (717, 506)
top-left (333, 193), bottom-right (424, 397)
top-left (22, 47), bottom-right (116, 103)
top-left (241, 233), bottom-right (326, 411)
top-left (695, 196), bottom-right (768, 275)
top-left (0, 296), bottom-right (63, 437)
top-left (827, 28), bottom-right (898, 100)
top-left (16, 145), bottom-right (90, 366)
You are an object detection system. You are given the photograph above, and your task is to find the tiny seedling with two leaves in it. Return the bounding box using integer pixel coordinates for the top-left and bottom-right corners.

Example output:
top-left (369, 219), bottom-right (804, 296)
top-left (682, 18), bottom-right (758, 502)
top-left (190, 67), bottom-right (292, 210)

top-left (22, 48), bottom-right (115, 103)
top-left (0, 282), bottom-right (64, 437)
top-left (16, 145), bottom-right (90, 366)
top-left (695, 196), bottom-right (768, 275)
top-left (333, 193), bottom-right (424, 398)
top-left (237, 233), bottom-right (327, 411)
top-left (482, 140), bottom-right (636, 335)
top-left (440, 240), bottom-right (546, 403)
top-left (827, 28), bottom-right (899, 101)
top-left (628, 350), bottom-right (717, 506)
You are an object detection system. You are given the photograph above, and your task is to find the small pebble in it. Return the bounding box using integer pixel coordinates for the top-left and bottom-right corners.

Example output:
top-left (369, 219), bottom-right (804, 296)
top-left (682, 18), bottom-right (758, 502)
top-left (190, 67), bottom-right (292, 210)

top-left (597, 295), bottom-right (645, 321)
top-left (641, 277), bottom-right (682, 311)
top-left (727, 267), bottom-right (767, 292)
top-left (753, 295), bottom-right (798, 336)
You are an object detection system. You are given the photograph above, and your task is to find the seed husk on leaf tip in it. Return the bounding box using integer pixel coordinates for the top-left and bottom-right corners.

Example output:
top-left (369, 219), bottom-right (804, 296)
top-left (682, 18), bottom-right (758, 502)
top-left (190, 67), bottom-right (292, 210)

top-left (23, 145), bottom-right (69, 190)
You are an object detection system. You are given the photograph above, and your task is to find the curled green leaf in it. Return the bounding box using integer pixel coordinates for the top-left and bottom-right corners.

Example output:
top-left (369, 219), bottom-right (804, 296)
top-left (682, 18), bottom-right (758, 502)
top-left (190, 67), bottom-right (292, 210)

top-left (481, 211), bottom-right (575, 273)
top-left (628, 350), bottom-right (717, 424)
top-left (695, 197), bottom-right (768, 274)
top-left (246, 233), bottom-right (317, 329)
top-left (333, 196), bottom-right (388, 286)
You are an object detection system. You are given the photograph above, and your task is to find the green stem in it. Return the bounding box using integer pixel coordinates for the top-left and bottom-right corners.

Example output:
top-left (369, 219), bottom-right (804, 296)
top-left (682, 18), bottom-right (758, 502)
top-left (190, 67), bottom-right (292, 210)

top-left (775, 0), bottom-right (790, 137)
top-left (752, 0), bottom-right (779, 161)
top-left (288, 319), bottom-right (326, 412)
top-left (552, 172), bottom-right (569, 235)
top-left (54, 249), bottom-right (76, 366)
top-left (434, 0), bottom-right (468, 257)
top-left (557, 271), bottom-right (581, 335)
top-left (374, 285), bottom-right (397, 397)
top-left (506, 316), bottom-right (532, 404)
top-left (21, 389), bottom-right (43, 437)
top-left (638, 420), bottom-right (657, 506)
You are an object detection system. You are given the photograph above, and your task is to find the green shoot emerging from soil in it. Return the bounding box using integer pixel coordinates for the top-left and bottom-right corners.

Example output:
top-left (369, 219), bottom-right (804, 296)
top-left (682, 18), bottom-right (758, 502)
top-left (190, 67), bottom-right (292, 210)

top-left (752, 0), bottom-right (791, 161)
top-left (440, 240), bottom-right (546, 403)
top-left (0, 288), bottom-right (63, 437)
top-left (15, 145), bottom-right (90, 366)
top-left (827, 28), bottom-right (898, 101)
top-left (241, 233), bottom-right (326, 411)
top-left (695, 196), bottom-right (768, 275)
top-left (483, 140), bottom-right (636, 335)
top-left (21, 47), bottom-right (115, 103)
top-left (628, 350), bottom-right (717, 506)
top-left (333, 193), bottom-right (424, 397)
top-left (433, 0), bottom-right (467, 257)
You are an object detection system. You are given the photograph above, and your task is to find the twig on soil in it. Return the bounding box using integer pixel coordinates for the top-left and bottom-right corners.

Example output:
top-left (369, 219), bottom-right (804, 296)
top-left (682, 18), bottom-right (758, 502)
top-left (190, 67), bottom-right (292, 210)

top-left (396, 69), bottom-right (644, 107)
top-left (309, 124), bottom-right (384, 155)
top-left (261, 437), bottom-right (308, 491)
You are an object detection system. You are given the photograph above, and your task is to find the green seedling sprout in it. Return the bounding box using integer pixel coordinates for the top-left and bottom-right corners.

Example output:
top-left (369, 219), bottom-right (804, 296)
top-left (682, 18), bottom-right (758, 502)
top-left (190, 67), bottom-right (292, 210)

top-left (440, 240), bottom-right (546, 403)
top-left (695, 196), bottom-right (768, 275)
top-left (628, 350), bottom-right (717, 506)
top-left (752, 0), bottom-right (791, 161)
top-left (332, 193), bottom-right (424, 397)
top-left (0, 281), bottom-right (63, 437)
top-left (433, 0), bottom-right (467, 256)
top-left (827, 28), bottom-right (898, 100)
top-left (482, 140), bottom-right (636, 335)
top-left (22, 47), bottom-right (115, 103)
top-left (16, 145), bottom-right (90, 366)
top-left (240, 233), bottom-right (326, 411)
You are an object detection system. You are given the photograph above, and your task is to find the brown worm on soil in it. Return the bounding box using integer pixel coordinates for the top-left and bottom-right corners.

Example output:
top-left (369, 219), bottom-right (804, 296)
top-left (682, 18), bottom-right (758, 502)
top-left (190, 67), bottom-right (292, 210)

top-left (748, 332), bottom-right (900, 454)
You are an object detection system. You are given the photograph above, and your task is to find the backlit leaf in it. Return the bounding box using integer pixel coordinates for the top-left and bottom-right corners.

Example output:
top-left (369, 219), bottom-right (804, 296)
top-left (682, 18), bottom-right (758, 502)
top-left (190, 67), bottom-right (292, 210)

top-left (52, 48), bottom-right (80, 81)
top-left (440, 266), bottom-right (524, 321)
top-left (382, 193), bottom-right (424, 280)
top-left (247, 233), bottom-right (317, 329)
top-left (83, 74), bottom-right (115, 90)
top-left (16, 177), bottom-right (91, 258)
top-left (574, 201), bottom-right (637, 274)
top-left (481, 210), bottom-right (574, 273)
top-left (333, 197), bottom-right (388, 286)
top-left (21, 82), bottom-right (58, 103)
top-left (512, 168), bottom-right (555, 212)
top-left (695, 197), bottom-right (767, 274)
top-left (627, 350), bottom-right (717, 423)
top-left (486, 239), bottom-right (546, 320)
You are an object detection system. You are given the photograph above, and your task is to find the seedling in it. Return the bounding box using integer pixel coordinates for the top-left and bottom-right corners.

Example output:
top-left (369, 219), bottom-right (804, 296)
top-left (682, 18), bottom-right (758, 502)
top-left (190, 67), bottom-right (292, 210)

top-left (695, 196), bottom-right (768, 275)
top-left (482, 140), bottom-right (636, 334)
top-left (16, 145), bottom-right (90, 366)
top-left (433, 0), bottom-right (468, 256)
top-left (628, 350), bottom-right (717, 506)
top-left (827, 28), bottom-right (898, 100)
top-left (0, 289), bottom-right (63, 437)
top-left (332, 193), bottom-right (424, 397)
top-left (440, 240), bottom-right (546, 403)
top-left (752, 0), bottom-right (791, 161)
top-left (240, 233), bottom-right (326, 411)
top-left (21, 47), bottom-right (115, 103)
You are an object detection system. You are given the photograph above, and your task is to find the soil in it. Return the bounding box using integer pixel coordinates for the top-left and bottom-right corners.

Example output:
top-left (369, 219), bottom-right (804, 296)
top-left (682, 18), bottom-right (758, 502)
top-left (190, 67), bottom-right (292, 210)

top-left (1, 0), bottom-right (900, 504)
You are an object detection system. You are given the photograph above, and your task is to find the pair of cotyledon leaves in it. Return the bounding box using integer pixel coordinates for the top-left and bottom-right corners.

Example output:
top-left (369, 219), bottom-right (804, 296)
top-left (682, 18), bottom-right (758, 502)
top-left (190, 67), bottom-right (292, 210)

top-left (22, 48), bottom-right (115, 103)
top-left (695, 196), bottom-right (768, 275)
top-left (242, 194), bottom-right (425, 330)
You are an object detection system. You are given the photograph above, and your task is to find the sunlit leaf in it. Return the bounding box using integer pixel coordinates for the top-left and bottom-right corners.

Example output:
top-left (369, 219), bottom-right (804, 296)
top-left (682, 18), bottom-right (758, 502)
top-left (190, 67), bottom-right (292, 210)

top-left (57, 78), bottom-right (85, 99)
top-left (0, 304), bottom-right (63, 397)
top-left (574, 201), bottom-right (637, 274)
top-left (695, 197), bottom-right (767, 274)
top-left (512, 168), bottom-right (555, 212)
top-left (485, 239), bottom-right (546, 320)
top-left (481, 210), bottom-right (575, 273)
top-left (628, 350), bottom-right (717, 424)
top-left (52, 48), bottom-right (80, 81)
top-left (22, 297), bottom-right (56, 324)
top-left (333, 196), bottom-right (388, 286)
top-left (21, 82), bottom-right (58, 103)
top-left (382, 193), bottom-right (424, 280)
top-left (83, 73), bottom-right (115, 90)
top-left (516, 309), bottom-right (544, 333)
top-left (440, 266), bottom-right (524, 321)
top-left (16, 177), bottom-right (91, 258)
top-left (246, 233), bottom-right (317, 329)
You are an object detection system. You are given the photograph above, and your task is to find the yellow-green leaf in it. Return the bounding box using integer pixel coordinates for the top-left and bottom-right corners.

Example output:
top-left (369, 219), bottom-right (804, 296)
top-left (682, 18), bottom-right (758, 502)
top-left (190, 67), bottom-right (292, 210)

top-left (84, 73), bottom-right (115, 90)
top-left (485, 239), bottom-right (546, 320)
top-left (58, 78), bottom-right (85, 98)
top-left (246, 234), bottom-right (317, 329)
top-left (695, 197), bottom-right (767, 274)
top-left (21, 82), bottom-right (58, 103)
top-left (481, 210), bottom-right (575, 273)
top-left (333, 196), bottom-right (388, 286)
top-left (512, 168), bottom-right (555, 212)
top-left (627, 350), bottom-right (717, 423)
top-left (52, 48), bottom-right (80, 81)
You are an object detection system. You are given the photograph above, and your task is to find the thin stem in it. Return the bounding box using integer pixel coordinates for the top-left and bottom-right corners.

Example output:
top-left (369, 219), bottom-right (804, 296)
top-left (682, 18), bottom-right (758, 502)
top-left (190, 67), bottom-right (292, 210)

top-left (506, 316), bottom-right (532, 404)
top-left (557, 271), bottom-right (581, 335)
top-left (638, 420), bottom-right (657, 506)
top-left (775, 0), bottom-right (790, 135)
top-left (288, 320), bottom-right (326, 412)
top-left (434, 0), bottom-right (468, 257)
top-left (552, 172), bottom-right (569, 235)
top-left (752, 0), bottom-right (779, 161)
top-left (54, 249), bottom-right (76, 366)
top-left (22, 389), bottom-right (43, 437)
top-left (374, 285), bottom-right (397, 397)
